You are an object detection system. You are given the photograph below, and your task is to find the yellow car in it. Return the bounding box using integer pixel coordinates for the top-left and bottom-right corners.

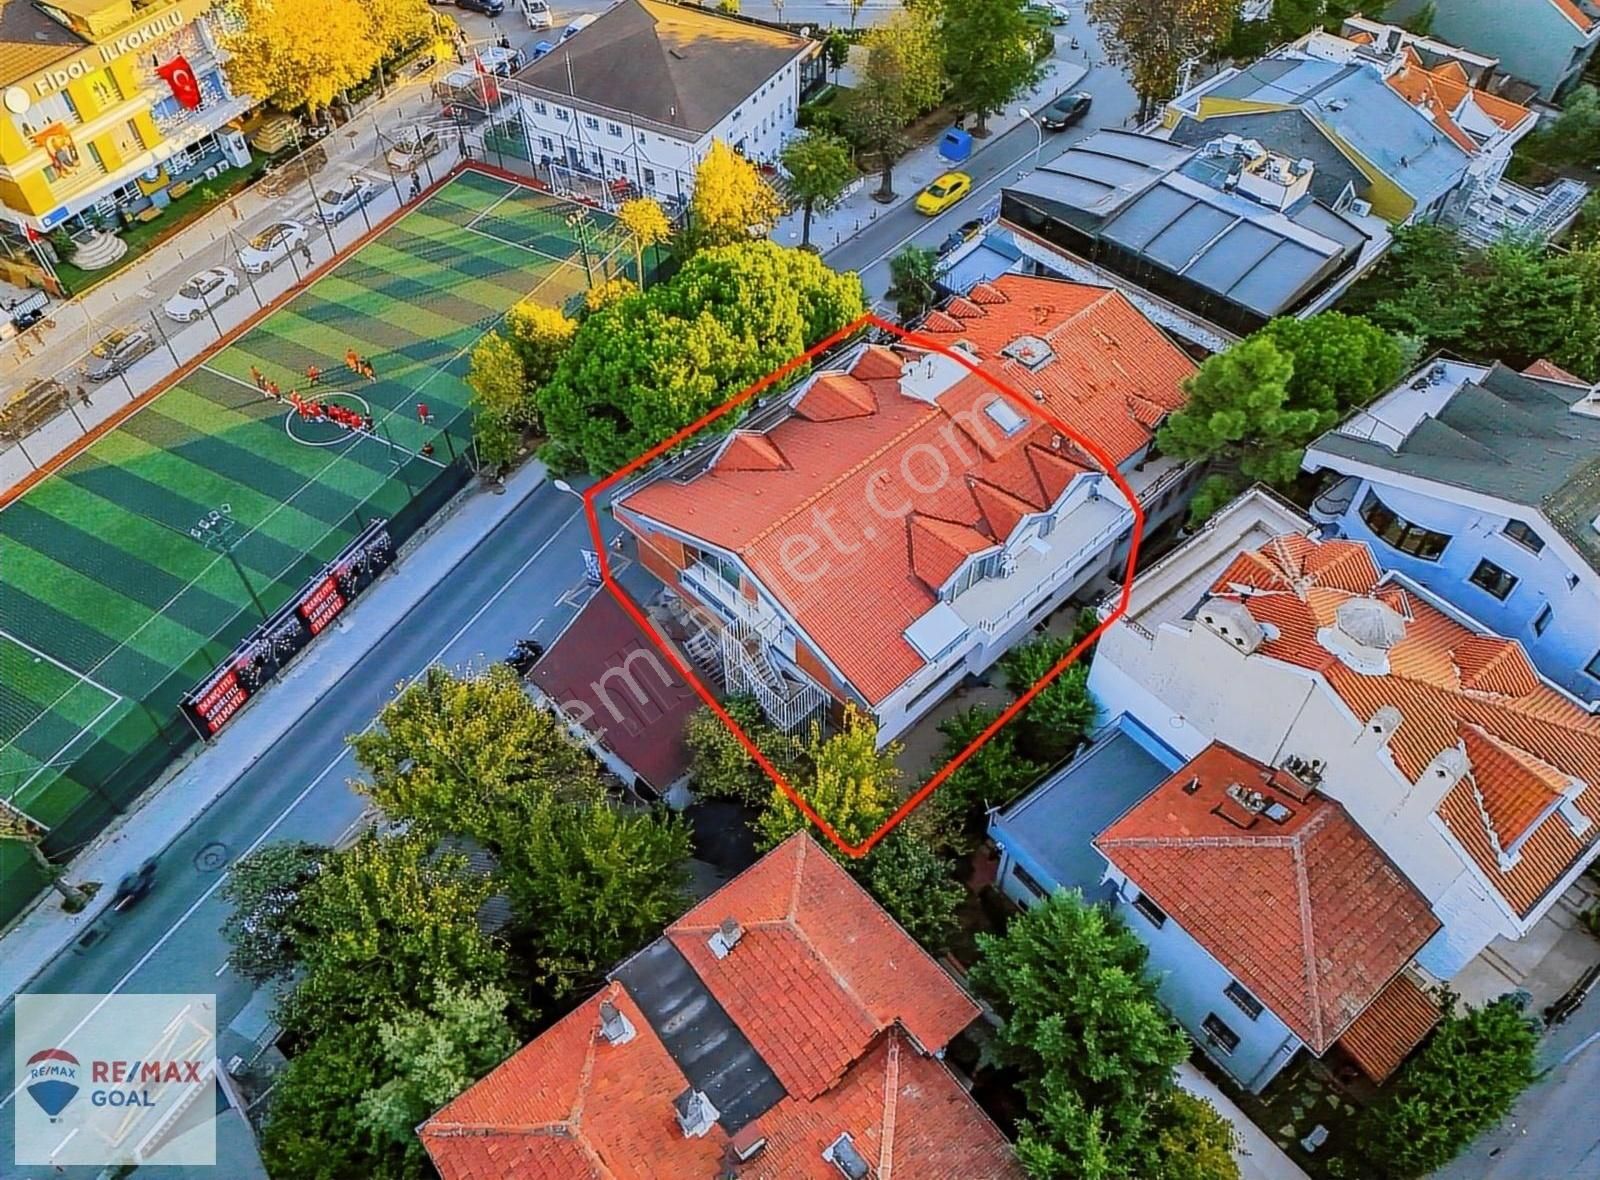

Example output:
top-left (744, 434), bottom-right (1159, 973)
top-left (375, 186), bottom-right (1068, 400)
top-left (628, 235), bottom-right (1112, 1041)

top-left (915, 171), bottom-right (973, 215)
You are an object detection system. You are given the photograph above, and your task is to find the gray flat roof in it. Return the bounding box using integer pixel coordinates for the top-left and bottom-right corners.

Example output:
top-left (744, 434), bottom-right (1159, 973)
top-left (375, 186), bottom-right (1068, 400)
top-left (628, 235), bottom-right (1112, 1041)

top-left (991, 724), bottom-right (1173, 894)
top-left (1312, 363), bottom-right (1600, 574)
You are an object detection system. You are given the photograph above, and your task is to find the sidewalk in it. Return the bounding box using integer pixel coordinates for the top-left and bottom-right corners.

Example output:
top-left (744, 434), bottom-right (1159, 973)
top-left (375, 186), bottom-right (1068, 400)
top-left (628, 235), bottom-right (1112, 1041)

top-left (773, 48), bottom-right (1089, 252)
top-left (0, 459), bottom-right (547, 1005)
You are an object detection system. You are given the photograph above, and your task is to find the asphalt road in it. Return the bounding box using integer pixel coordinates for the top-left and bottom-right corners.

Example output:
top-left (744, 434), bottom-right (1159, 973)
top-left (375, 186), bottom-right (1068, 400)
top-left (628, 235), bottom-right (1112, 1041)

top-left (0, 479), bottom-right (635, 1177)
top-left (825, 13), bottom-right (1139, 301)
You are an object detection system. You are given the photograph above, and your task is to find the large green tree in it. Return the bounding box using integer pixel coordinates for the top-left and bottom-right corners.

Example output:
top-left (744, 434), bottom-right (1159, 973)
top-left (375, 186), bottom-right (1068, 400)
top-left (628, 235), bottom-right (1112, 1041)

top-left (354, 983), bottom-right (519, 1170)
top-left (350, 663), bottom-right (604, 846)
top-left (219, 841), bottom-right (329, 985)
top-left (684, 697), bottom-right (803, 807)
top-left (941, 0), bottom-right (1044, 135)
top-left (780, 130), bottom-right (857, 248)
top-left (260, 1026), bottom-right (391, 1180)
top-left (497, 794), bottom-right (691, 998)
top-left (849, 8), bottom-right (946, 199)
top-left (970, 891), bottom-right (1191, 1179)
top-left (537, 240), bottom-right (864, 473)
top-left (1359, 997), bottom-right (1538, 1179)
top-left (886, 244), bottom-right (941, 322)
top-left (933, 704), bottom-right (1044, 831)
top-left (278, 834), bottom-right (509, 1043)
top-left (1000, 638), bottom-right (1099, 762)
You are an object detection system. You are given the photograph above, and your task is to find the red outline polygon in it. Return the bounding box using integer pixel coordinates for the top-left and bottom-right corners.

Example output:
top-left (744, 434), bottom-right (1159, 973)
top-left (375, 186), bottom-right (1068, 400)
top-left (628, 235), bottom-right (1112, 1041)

top-left (583, 313), bottom-right (1146, 858)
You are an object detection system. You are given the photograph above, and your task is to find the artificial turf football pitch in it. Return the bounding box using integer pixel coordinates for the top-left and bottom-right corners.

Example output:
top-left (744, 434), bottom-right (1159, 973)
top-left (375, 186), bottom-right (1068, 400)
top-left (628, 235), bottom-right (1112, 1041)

top-left (0, 167), bottom-right (625, 908)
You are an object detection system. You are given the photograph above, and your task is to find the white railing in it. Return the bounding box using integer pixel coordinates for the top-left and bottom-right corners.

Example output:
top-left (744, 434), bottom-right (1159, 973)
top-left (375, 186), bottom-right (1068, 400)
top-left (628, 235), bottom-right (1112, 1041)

top-left (975, 512), bottom-right (1132, 636)
top-left (719, 617), bottom-right (827, 736)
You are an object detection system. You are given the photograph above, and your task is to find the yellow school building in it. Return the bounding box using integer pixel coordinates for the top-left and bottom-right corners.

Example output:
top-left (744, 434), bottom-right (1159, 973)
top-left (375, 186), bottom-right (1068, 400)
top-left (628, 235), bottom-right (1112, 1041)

top-left (0, 0), bottom-right (252, 237)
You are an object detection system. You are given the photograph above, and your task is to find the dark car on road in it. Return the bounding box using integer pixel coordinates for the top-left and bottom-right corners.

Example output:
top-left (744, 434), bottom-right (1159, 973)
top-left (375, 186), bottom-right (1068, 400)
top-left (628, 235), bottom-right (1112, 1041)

top-left (456, 0), bottom-right (505, 14)
top-left (85, 328), bottom-right (157, 382)
top-left (938, 217), bottom-right (987, 256)
top-left (1040, 91), bottom-right (1093, 130)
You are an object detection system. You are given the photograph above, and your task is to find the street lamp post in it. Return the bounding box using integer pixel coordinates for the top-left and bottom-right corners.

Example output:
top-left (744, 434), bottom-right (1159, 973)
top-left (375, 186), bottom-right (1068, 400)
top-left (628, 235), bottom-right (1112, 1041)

top-left (190, 504), bottom-right (268, 621)
top-left (1016, 108), bottom-right (1045, 178)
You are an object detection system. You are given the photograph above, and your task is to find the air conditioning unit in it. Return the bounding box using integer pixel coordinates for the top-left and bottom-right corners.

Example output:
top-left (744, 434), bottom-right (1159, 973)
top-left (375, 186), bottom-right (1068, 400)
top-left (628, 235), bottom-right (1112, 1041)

top-left (1348, 198), bottom-right (1372, 217)
top-left (998, 554), bottom-right (1018, 578)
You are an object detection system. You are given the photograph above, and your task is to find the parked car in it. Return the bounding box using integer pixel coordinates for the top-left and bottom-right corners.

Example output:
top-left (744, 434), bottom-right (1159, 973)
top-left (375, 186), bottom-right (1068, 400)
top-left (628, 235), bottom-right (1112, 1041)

top-left (561, 12), bottom-right (597, 41)
top-left (456, 0), bottom-right (505, 15)
top-left (84, 328), bottom-right (157, 382)
top-left (314, 177), bottom-right (377, 224)
top-left (386, 129), bottom-right (445, 172)
top-left (163, 266), bottom-right (240, 322)
top-left (938, 217), bottom-right (987, 256)
top-left (915, 171), bottom-right (973, 215)
top-left (1040, 90), bottom-right (1093, 130)
top-left (521, 0), bottom-right (552, 26)
top-left (238, 220), bottom-right (308, 274)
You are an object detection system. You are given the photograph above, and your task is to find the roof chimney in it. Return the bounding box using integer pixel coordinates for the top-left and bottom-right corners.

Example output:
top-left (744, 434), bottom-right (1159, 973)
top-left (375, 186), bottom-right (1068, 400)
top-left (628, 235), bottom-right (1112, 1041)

top-left (1197, 599), bottom-right (1265, 655)
top-left (674, 1087), bottom-right (719, 1138)
top-left (598, 999), bottom-right (635, 1046)
top-left (729, 1124), bottom-right (768, 1163)
top-left (708, 916), bottom-right (744, 959)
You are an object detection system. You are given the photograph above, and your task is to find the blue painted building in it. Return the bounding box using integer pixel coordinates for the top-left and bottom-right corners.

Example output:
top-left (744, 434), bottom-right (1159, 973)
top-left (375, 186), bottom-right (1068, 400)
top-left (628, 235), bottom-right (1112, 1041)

top-left (991, 716), bottom-right (1443, 1092)
top-left (1303, 358), bottom-right (1600, 709)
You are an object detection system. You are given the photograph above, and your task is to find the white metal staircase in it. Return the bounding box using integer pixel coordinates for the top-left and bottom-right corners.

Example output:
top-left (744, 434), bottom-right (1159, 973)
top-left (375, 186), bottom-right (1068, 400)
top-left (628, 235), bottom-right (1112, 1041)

top-left (718, 618), bottom-right (828, 737)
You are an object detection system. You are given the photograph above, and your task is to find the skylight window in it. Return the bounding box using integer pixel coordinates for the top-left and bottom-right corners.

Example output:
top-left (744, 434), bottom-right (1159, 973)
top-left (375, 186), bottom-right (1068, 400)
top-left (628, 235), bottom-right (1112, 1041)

top-left (984, 398), bottom-right (1027, 436)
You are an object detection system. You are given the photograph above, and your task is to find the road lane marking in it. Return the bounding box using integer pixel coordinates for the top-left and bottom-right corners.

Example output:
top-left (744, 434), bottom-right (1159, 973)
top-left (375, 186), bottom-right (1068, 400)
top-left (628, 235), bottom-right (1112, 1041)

top-left (0, 499), bottom-right (585, 1110)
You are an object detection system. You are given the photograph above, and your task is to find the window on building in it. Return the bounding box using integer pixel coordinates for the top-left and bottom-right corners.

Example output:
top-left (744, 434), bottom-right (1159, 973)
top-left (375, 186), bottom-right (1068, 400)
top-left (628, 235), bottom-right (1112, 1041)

top-left (1503, 519), bottom-right (1545, 553)
top-left (1360, 491), bottom-right (1451, 561)
top-left (590, 149), bottom-right (603, 168)
top-left (1010, 863), bottom-right (1046, 900)
top-left (583, 115), bottom-right (600, 131)
top-left (1225, 981), bottom-right (1264, 1021)
top-left (538, 135), bottom-right (554, 152)
top-left (606, 121), bottom-right (623, 137)
top-left (1131, 891), bottom-right (1167, 928)
top-left (1470, 558), bottom-right (1518, 600)
top-left (89, 75), bottom-right (122, 108)
top-left (686, 545), bottom-right (742, 591)
top-left (533, 99), bottom-right (548, 115)
top-left (643, 167), bottom-right (656, 186)
top-left (1202, 1013), bottom-right (1241, 1055)
top-left (86, 142), bottom-right (106, 172)
top-left (1533, 604), bottom-right (1554, 636)
top-left (556, 107), bottom-right (570, 121)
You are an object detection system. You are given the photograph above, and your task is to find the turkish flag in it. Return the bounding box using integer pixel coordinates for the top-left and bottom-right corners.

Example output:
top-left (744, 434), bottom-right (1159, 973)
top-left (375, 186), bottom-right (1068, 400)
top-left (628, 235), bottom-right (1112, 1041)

top-left (156, 55), bottom-right (202, 109)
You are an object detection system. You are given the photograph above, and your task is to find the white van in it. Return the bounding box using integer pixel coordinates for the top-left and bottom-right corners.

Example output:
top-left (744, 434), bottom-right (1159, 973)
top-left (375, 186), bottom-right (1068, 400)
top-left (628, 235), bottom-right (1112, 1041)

top-left (521, 0), bottom-right (552, 28)
top-left (560, 13), bottom-right (597, 41)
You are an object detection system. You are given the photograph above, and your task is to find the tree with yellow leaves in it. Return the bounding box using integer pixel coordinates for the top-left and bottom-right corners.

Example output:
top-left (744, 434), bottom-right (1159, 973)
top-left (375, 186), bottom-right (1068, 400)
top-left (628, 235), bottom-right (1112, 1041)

top-left (616, 197), bottom-right (673, 284)
top-left (223, 0), bottom-right (434, 115)
top-left (684, 140), bottom-right (784, 252)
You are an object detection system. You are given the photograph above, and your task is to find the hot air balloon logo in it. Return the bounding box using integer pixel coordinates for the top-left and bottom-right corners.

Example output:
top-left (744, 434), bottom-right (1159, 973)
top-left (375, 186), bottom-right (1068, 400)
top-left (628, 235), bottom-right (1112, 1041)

top-left (24, 1048), bottom-right (79, 1120)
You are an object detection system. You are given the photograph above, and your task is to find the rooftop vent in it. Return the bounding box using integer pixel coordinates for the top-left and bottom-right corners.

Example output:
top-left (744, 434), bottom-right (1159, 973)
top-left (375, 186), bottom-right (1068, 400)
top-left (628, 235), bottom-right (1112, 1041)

top-left (1273, 755), bottom-right (1323, 800)
top-left (729, 1125), bottom-right (768, 1163)
top-left (708, 916), bottom-right (744, 959)
top-left (674, 1088), bottom-right (719, 1139)
top-left (823, 1132), bottom-right (870, 1180)
top-left (1317, 597), bottom-right (1406, 675)
top-left (598, 999), bottom-right (636, 1046)
top-left (1198, 599), bottom-right (1265, 655)
top-left (1182, 776), bottom-right (1202, 795)
top-left (1000, 334), bottom-right (1054, 370)
top-left (1215, 783), bottom-right (1268, 830)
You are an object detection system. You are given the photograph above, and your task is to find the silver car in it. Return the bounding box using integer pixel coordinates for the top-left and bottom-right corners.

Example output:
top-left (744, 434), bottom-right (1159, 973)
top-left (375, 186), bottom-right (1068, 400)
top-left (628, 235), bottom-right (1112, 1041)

top-left (163, 266), bottom-right (240, 322)
top-left (85, 328), bottom-right (158, 382)
top-left (314, 178), bottom-right (377, 225)
top-left (238, 221), bottom-right (308, 274)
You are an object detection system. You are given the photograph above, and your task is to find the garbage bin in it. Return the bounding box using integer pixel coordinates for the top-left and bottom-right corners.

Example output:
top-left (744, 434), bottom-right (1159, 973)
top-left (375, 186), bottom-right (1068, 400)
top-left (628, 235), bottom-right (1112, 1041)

top-left (938, 127), bottom-right (973, 164)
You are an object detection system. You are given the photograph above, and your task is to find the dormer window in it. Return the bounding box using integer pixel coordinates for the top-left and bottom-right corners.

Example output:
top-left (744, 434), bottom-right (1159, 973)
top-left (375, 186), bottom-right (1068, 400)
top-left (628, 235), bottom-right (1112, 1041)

top-left (983, 397), bottom-right (1027, 436)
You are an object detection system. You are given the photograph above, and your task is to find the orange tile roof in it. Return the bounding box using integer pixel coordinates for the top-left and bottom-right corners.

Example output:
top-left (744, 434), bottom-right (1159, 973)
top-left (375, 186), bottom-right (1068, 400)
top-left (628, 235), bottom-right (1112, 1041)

top-left (1095, 743), bottom-right (1438, 1052)
top-left (1208, 535), bottom-right (1600, 917)
top-left (1384, 51), bottom-right (1533, 154)
top-left (1523, 358), bottom-right (1590, 386)
top-left (1335, 972), bottom-right (1441, 1081)
top-left (622, 276), bottom-right (1195, 703)
top-left (1551, 0), bottom-right (1596, 30)
top-left (420, 835), bottom-right (1020, 1179)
